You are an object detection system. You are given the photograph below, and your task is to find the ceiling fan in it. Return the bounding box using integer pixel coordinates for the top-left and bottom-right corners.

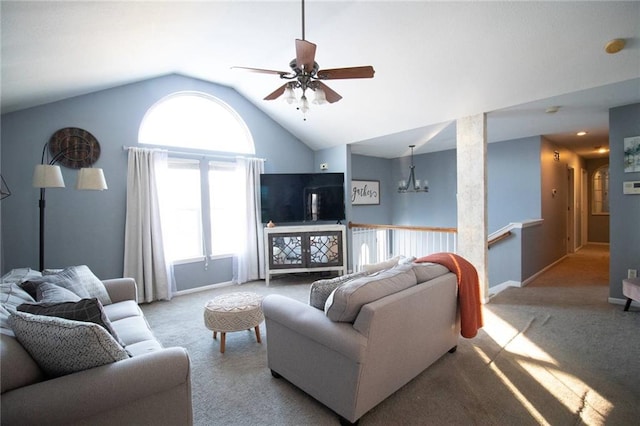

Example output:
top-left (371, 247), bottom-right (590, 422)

top-left (232, 0), bottom-right (375, 118)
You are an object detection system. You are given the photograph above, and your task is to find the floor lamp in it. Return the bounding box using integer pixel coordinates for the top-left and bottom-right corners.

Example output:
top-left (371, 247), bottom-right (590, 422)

top-left (33, 128), bottom-right (108, 271)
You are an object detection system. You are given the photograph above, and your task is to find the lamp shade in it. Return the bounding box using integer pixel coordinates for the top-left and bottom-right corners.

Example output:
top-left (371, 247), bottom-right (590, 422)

top-left (33, 164), bottom-right (65, 188)
top-left (76, 168), bottom-right (108, 190)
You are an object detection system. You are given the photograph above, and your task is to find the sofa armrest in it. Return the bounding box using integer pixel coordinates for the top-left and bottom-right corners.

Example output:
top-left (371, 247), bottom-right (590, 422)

top-left (1, 347), bottom-right (191, 425)
top-left (102, 278), bottom-right (137, 303)
top-left (263, 294), bottom-right (367, 361)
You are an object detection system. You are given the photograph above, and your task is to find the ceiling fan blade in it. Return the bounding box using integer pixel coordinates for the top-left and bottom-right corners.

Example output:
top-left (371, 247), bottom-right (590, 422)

top-left (295, 39), bottom-right (317, 71)
top-left (316, 81), bottom-right (342, 103)
top-left (264, 84), bottom-right (289, 101)
top-left (232, 66), bottom-right (290, 77)
top-left (317, 66), bottom-right (375, 80)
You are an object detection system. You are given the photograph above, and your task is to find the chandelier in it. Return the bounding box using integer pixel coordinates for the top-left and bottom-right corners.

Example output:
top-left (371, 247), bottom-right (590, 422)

top-left (398, 145), bottom-right (428, 193)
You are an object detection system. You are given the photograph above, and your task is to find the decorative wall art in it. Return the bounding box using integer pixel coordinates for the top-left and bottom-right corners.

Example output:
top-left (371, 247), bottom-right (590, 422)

top-left (624, 136), bottom-right (640, 173)
top-left (351, 180), bottom-right (380, 205)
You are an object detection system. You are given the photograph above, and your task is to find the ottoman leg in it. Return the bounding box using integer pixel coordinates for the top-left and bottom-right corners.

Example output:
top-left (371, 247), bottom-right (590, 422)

top-left (254, 325), bottom-right (262, 344)
top-left (220, 332), bottom-right (226, 353)
top-left (624, 298), bottom-right (632, 312)
top-left (213, 331), bottom-right (217, 339)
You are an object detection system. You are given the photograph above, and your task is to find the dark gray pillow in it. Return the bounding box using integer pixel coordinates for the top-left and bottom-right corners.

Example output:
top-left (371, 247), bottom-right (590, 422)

top-left (21, 265), bottom-right (111, 306)
top-left (17, 298), bottom-right (121, 344)
top-left (36, 282), bottom-right (81, 304)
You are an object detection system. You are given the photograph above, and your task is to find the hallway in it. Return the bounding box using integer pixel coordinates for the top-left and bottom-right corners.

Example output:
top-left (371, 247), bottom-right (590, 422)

top-left (528, 244), bottom-right (610, 287)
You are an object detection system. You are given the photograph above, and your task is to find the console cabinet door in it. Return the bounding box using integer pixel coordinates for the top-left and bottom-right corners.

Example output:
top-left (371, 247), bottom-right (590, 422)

top-left (307, 231), bottom-right (343, 267)
top-left (268, 233), bottom-right (304, 269)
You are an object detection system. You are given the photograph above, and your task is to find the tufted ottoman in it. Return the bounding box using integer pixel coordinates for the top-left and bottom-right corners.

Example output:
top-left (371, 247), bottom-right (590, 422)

top-left (204, 292), bottom-right (264, 353)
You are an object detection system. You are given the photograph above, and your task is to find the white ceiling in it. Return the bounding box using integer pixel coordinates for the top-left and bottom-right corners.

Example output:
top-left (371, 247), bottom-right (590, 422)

top-left (2, 1), bottom-right (639, 159)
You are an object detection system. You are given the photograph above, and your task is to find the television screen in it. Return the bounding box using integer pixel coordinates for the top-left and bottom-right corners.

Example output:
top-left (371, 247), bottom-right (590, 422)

top-left (260, 173), bottom-right (345, 224)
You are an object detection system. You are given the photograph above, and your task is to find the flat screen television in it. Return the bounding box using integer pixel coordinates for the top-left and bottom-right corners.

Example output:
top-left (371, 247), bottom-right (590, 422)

top-left (260, 173), bottom-right (345, 224)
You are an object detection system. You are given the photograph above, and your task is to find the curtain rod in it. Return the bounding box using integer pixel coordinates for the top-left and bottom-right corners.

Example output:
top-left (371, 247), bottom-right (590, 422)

top-left (122, 145), bottom-right (265, 162)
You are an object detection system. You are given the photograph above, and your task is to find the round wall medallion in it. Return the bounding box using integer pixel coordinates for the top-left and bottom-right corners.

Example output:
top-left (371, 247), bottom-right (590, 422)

top-left (49, 127), bottom-right (101, 169)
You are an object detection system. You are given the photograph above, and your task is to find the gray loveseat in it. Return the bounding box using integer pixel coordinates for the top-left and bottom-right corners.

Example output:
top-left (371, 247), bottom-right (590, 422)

top-left (1, 269), bottom-right (192, 426)
top-left (263, 262), bottom-right (461, 424)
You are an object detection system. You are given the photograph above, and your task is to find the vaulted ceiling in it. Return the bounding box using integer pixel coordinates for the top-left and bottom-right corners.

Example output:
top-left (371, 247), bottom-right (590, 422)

top-left (2, 1), bottom-right (639, 159)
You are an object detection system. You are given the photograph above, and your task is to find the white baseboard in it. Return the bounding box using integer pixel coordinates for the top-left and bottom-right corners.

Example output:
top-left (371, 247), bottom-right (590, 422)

top-left (485, 280), bottom-right (521, 303)
top-left (174, 280), bottom-right (235, 296)
top-left (520, 255), bottom-right (569, 287)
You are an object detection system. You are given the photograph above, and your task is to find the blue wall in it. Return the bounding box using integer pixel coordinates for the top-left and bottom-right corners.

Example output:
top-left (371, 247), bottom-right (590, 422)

top-left (609, 103), bottom-right (640, 300)
top-left (1, 74), bottom-right (313, 288)
top-left (352, 138), bottom-right (542, 232)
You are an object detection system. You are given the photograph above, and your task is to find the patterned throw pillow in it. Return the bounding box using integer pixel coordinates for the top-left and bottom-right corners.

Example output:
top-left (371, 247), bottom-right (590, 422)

top-left (309, 271), bottom-right (368, 310)
top-left (17, 298), bottom-right (121, 343)
top-left (21, 265), bottom-right (111, 306)
top-left (1, 283), bottom-right (37, 333)
top-left (8, 311), bottom-right (129, 378)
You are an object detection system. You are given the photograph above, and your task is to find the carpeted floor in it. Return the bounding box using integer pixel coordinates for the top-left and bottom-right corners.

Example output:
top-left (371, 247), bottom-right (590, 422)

top-left (141, 247), bottom-right (639, 425)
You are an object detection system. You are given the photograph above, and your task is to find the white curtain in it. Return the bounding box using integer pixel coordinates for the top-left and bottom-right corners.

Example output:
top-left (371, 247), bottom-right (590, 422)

top-left (123, 148), bottom-right (175, 302)
top-left (233, 157), bottom-right (265, 283)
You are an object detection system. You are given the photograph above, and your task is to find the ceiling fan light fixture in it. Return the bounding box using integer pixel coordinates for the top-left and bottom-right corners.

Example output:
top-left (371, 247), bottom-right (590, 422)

top-left (299, 95), bottom-right (310, 114)
top-left (284, 84), bottom-right (296, 104)
top-left (312, 87), bottom-right (327, 105)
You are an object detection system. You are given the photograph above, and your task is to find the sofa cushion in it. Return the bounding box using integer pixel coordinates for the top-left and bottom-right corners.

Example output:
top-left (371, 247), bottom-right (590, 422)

top-left (412, 262), bottom-right (451, 283)
top-left (309, 271), bottom-right (368, 310)
top-left (102, 300), bottom-right (142, 322)
top-left (17, 298), bottom-right (121, 342)
top-left (8, 311), bottom-right (129, 378)
top-left (35, 282), bottom-right (82, 303)
top-left (325, 264), bottom-right (418, 322)
top-left (21, 265), bottom-right (111, 306)
top-left (0, 331), bottom-right (44, 393)
top-left (1, 268), bottom-right (43, 284)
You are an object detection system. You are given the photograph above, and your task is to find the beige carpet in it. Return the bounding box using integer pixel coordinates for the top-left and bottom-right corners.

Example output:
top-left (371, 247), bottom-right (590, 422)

top-left (528, 244), bottom-right (609, 287)
top-left (142, 251), bottom-right (639, 425)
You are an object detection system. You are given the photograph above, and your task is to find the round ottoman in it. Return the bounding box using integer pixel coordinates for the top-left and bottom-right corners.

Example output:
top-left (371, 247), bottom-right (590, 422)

top-left (204, 292), bottom-right (264, 353)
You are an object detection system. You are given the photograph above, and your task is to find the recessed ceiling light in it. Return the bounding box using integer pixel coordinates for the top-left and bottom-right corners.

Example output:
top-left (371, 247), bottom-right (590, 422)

top-left (605, 38), bottom-right (626, 54)
top-left (577, 131), bottom-right (588, 136)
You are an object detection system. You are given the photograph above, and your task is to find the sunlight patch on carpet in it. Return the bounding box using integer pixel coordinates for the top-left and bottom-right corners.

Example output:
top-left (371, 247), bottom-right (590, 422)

top-left (482, 309), bottom-right (613, 423)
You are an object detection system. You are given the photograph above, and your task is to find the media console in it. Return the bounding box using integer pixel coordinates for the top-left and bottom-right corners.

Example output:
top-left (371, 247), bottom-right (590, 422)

top-left (264, 224), bottom-right (347, 285)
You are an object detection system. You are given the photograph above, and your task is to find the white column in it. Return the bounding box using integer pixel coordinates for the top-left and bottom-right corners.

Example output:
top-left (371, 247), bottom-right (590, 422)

top-left (456, 114), bottom-right (488, 301)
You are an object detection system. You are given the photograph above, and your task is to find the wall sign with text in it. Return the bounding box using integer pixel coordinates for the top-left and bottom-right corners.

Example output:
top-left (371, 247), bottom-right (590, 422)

top-left (351, 180), bottom-right (380, 205)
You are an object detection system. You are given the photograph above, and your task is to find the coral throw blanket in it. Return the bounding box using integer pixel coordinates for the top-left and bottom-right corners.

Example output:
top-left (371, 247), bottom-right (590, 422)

top-left (414, 253), bottom-right (483, 338)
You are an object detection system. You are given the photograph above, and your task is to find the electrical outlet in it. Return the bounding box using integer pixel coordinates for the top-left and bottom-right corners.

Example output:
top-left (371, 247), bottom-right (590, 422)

top-left (628, 269), bottom-right (637, 279)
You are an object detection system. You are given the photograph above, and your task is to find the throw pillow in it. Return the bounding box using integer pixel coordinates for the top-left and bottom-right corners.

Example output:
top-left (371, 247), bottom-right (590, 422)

top-left (1, 283), bottom-right (36, 332)
top-left (412, 262), bottom-right (450, 283)
top-left (35, 282), bottom-right (81, 304)
top-left (325, 264), bottom-right (418, 322)
top-left (17, 298), bottom-right (121, 344)
top-left (1, 268), bottom-right (42, 284)
top-left (8, 311), bottom-right (129, 378)
top-left (361, 256), bottom-right (401, 274)
top-left (21, 265), bottom-right (111, 306)
top-left (309, 271), bottom-right (368, 310)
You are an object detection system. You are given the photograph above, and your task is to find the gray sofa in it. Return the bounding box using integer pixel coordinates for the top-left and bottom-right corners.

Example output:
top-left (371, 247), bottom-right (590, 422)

top-left (1, 273), bottom-right (193, 426)
top-left (262, 262), bottom-right (460, 424)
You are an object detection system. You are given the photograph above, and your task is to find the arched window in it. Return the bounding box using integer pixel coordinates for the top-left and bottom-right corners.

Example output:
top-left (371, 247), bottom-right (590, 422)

top-left (138, 91), bottom-right (254, 154)
top-left (592, 165), bottom-right (609, 215)
top-left (138, 92), bottom-right (254, 262)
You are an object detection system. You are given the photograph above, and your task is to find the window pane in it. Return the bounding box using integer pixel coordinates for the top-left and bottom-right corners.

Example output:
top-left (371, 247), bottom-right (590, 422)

top-left (163, 160), bottom-right (204, 260)
top-left (209, 165), bottom-right (242, 255)
top-left (139, 92), bottom-right (254, 154)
